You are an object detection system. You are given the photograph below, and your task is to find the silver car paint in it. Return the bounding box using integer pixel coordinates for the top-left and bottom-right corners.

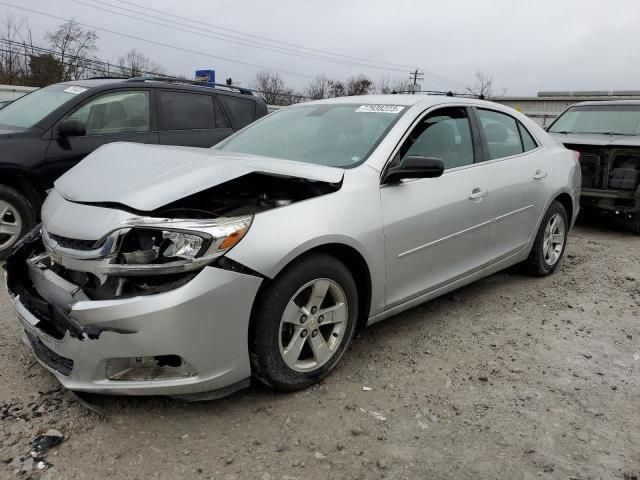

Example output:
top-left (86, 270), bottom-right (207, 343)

top-left (10, 95), bottom-right (580, 396)
top-left (55, 142), bottom-right (344, 211)
top-left (15, 266), bottom-right (262, 395)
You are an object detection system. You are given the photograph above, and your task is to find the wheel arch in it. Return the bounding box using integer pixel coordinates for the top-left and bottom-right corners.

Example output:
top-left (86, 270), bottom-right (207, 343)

top-left (250, 242), bottom-right (373, 332)
top-left (0, 167), bottom-right (44, 217)
top-left (553, 191), bottom-right (573, 224)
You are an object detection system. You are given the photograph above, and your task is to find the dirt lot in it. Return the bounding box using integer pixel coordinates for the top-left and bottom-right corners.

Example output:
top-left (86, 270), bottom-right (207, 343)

top-left (1, 218), bottom-right (639, 480)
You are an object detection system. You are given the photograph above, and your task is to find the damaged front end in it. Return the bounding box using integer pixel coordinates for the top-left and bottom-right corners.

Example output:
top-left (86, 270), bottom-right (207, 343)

top-left (564, 144), bottom-right (640, 231)
top-left (4, 167), bottom-right (341, 397)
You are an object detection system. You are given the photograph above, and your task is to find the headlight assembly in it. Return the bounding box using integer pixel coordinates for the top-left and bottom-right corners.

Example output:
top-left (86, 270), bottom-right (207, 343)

top-left (42, 216), bottom-right (253, 277)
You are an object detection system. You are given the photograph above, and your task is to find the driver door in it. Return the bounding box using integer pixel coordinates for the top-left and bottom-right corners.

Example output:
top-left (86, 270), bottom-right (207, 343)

top-left (380, 106), bottom-right (493, 308)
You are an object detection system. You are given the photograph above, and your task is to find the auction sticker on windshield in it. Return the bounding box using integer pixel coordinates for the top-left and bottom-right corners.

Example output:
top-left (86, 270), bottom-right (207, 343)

top-left (355, 105), bottom-right (405, 114)
top-left (63, 86), bottom-right (88, 94)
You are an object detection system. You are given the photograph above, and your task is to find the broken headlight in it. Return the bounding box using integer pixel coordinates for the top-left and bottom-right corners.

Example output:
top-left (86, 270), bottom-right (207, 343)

top-left (97, 215), bottom-right (252, 276)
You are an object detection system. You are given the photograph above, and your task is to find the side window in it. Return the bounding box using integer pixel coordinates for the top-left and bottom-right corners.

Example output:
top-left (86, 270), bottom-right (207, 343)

top-left (399, 107), bottom-right (474, 170)
top-left (213, 96), bottom-right (229, 128)
top-left (158, 92), bottom-right (215, 131)
top-left (477, 109), bottom-right (523, 159)
top-left (218, 95), bottom-right (256, 129)
top-left (518, 122), bottom-right (538, 152)
top-left (68, 91), bottom-right (150, 135)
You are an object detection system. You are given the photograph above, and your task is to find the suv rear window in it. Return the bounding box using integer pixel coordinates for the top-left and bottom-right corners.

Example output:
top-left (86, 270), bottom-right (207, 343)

top-left (218, 95), bottom-right (256, 129)
top-left (159, 91), bottom-right (215, 130)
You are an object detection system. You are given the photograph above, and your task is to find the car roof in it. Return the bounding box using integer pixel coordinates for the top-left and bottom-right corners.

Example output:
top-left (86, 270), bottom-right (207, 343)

top-left (570, 100), bottom-right (640, 107)
top-left (302, 94), bottom-right (503, 109)
top-left (57, 78), bottom-right (260, 99)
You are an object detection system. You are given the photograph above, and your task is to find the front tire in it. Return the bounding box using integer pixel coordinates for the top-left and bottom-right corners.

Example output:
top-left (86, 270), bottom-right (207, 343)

top-left (0, 185), bottom-right (36, 260)
top-left (523, 200), bottom-right (568, 276)
top-left (249, 253), bottom-right (358, 391)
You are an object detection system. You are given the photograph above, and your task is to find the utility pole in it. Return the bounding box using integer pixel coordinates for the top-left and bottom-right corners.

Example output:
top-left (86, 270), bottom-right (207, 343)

top-left (409, 69), bottom-right (424, 94)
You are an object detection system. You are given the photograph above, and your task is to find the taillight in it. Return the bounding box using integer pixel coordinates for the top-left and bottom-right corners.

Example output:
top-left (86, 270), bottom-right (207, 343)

top-left (571, 150), bottom-right (581, 165)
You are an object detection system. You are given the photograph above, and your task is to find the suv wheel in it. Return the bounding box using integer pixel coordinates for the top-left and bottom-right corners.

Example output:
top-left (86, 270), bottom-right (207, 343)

top-left (0, 185), bottom-right (36, 260)
top-left (249, 253), bottom-right (358, 391)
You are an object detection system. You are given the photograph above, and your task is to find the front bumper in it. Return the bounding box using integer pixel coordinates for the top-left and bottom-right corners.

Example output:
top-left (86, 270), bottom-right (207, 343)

top-left (5, 233), bottom-right (263, 397)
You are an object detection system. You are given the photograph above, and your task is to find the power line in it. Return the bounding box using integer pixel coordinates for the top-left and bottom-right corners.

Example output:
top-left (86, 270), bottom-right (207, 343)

top-left (0, 1), bottom-right (317, 80)
top-left (110, 0), bottom-right (418, 71)
top-left (409, 69), bottom-right (424, 94)
top-left (69, 0), bottom-right (412, 73)
top-left (1, 38), bottom-right (309, 101)
top-left (105, 0), bottom-right (467, 90)
top-left (0, 38), bottom-right (176, 78)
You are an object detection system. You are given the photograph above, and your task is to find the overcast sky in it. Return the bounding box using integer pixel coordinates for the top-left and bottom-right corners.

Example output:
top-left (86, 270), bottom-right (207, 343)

top-left (7, 0), bottom-right (640, 95)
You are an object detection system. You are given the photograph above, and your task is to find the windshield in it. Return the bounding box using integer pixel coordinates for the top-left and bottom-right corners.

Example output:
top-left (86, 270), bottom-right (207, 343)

top-left (549, 105), bottom-right (640, 135)
top-left (0, 84), bottom-right (88, 129)
top-left (215, 103), bottom-right (406, 167)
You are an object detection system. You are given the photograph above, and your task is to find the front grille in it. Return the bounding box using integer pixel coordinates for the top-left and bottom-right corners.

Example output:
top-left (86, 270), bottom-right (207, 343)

top-left (47, 233), bottom-right (99, 251)
top-left (25, 331), bottom-right (74, 376)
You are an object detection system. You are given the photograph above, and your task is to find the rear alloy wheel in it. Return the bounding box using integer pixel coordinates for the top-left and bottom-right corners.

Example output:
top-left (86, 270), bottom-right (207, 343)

top-left (250, 253), bottom-right (358, 391)
top-left (523, 201), bottom-right (568, 276)
top-left (0, 185), bottom-right (36, 260)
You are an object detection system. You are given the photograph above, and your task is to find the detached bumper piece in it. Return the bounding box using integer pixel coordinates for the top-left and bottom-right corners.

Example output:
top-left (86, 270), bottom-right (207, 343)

top-left (5, 227), bottom-right (264, 398)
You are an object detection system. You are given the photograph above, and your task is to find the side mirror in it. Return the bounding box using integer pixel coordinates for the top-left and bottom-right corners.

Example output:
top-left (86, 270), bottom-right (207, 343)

top-left (58, 119), bottom-right (86, 137)
top-left (382, 156), bottom-right (445, 184)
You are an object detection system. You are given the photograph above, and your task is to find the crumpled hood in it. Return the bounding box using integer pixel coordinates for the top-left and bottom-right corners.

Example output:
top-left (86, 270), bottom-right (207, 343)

top-left (54, 142), bottom-right (345, 211)
top-left (550, 132), bottom-right (640, 147)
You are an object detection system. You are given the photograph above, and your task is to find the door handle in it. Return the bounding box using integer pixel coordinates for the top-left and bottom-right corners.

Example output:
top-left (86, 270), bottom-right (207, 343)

top-left (468, 188), bottom-right (488, 200)
top-left (534, 170), bottom-right (548, 180)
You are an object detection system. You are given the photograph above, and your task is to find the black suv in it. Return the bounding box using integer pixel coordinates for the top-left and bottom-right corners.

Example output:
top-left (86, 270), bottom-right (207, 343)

top-left (0, 78), bottom-right (268, 257)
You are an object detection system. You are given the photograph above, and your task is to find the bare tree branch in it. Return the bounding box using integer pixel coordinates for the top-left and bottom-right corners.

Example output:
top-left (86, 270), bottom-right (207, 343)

top-left (466, 70), bottom-right (494, 99)
top-left (46, 19), bottom-right (98, 80)
top-left (118, 49), bottom-right (164, 77)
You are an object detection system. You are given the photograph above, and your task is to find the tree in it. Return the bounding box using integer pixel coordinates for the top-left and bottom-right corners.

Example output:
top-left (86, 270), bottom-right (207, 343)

top-left (29, 54), bottom-right (63, 86)
top-left (118, 49), bottom-right (163, 77)
top-left (305, 73), bottom-right (330, 100)
top-left (46, 20), bottom-right (98, 80)
top-left (0, 14), bottom-right (31, 85)
top-left (466, 70), bottom-right (494, 99)
top-left (251, 70), bottom-right (290, 105)
top-left (327, 79), bottom-right (346, 98)
top-left (346, 74), bottom-right (373, 96)
top-left (376, 76), bottom-right (413, 94)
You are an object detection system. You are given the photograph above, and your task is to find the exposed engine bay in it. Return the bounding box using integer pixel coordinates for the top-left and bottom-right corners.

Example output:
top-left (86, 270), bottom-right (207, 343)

top-left (22, 173), bottom-right (341, 302)
top-left (567, 145), bottom-right (640, 192)
top-left (148, 172), bottom-right (341, 218)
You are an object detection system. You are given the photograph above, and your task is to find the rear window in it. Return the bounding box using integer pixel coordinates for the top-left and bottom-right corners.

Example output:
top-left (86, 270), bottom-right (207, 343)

top-left (218, 95), bottom-right (256, 129)
top-left (158, 91), bottom-right (215, 130)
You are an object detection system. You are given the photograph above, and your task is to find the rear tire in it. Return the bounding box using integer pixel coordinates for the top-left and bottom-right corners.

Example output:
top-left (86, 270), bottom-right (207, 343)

top-left (0, 185), bottom-right (36, 260)
top-left (522, 201), bottom-right (568, 276)
top-left (249, 253), bottom-right (358, 391)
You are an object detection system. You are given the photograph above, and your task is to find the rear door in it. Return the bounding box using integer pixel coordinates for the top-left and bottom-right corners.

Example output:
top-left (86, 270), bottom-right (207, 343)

top-left (45, 89), bottom-right (158, 182)
top-left (157, 90), bottom-right (233, 147)
top-left (473, 108), bottom-right (551, 260)
top-left (380, 106), bottom-right (493, 307)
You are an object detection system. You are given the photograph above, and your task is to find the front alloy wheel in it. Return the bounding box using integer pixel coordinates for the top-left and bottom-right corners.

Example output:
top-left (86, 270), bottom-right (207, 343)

top-left (278, 278), bottom-right (349, 373)
top-left (0, 199), bottom-right (22, 251)
top-left (250, 253), bottom-right (358, 391)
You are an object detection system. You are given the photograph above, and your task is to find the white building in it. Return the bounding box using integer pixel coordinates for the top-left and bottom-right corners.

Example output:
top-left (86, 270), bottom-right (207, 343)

top-left (493, 91), bottom-right (640, 127)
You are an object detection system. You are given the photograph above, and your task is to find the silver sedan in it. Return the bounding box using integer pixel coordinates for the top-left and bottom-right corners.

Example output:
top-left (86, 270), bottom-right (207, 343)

top-left (5, 95), bottom-right (581, 399)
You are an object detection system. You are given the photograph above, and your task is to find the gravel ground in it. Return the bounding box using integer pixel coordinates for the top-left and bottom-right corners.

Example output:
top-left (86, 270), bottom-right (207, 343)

top-left (1, 217), bottom-right (639, 480)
